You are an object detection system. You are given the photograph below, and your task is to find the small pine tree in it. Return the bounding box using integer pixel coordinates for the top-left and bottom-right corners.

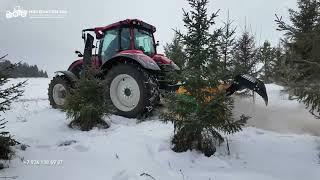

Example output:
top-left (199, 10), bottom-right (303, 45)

top-left (162, 0), bottom-right (247, 157)
top-left (276, 0), bottom-right (320, 118)
top-left (232, 30), bottom-right (259, 76)
top-left (0, 54), bottom-right (25, 161)
top-left (257, 41), bottom-right (276, 83)
top-left (63, 35), bottom-right (111, 131)
top-left (64, 72), bottom-right (111, 131)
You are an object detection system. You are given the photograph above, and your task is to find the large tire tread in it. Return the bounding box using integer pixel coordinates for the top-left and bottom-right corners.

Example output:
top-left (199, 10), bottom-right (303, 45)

top-left (105, 63), bottom-right (160, 118)
top-left (48, 75), bottom-right (71, 109)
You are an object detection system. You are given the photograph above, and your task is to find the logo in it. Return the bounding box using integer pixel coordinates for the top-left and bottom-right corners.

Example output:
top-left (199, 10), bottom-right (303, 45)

top-left (6, 6), bottom-right (27, 19)
top-left (5, 6), bottom-right (68, 19)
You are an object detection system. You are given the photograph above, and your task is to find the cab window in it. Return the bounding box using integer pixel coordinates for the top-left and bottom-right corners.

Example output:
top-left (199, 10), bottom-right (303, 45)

top-left (134, 29), bottom-right (155, 56)
top-left (101, 29), bottom-right (119, 61)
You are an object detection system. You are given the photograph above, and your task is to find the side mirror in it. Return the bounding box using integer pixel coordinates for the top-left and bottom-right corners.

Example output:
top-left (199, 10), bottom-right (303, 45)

top-left (156, 41), bottom-right (160, 47)
top-left (75, 50), bottom-right (83, 57)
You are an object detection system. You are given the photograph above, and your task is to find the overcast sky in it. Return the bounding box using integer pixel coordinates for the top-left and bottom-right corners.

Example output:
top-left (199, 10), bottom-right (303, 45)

top-left (0, 0), bottom-right (296, 75)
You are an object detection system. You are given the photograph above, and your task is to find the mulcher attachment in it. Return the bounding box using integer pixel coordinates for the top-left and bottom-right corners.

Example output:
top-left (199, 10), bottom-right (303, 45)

top-left (226, 74), bottom-right (268, 106)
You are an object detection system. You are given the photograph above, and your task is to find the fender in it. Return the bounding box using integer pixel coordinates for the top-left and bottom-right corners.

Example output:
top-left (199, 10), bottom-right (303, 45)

top-left (67, 60), bottom-right (83, 72)
top-left (68, 56), bottom-right (101, 72)
top-left (55, 71), bottom-right (78, 82)
top-left (103, 51), bottom-right (161, 71)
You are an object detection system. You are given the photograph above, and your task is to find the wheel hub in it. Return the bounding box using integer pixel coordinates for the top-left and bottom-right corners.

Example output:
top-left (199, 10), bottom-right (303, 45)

top-left (58, 90), bottom-right (66, 98)
top-left (124, 88), bottom-right (132, 97)
top-left (52, 84), bottom-right (67, 106)
top-left (110, 74), bottom-right (140, 112)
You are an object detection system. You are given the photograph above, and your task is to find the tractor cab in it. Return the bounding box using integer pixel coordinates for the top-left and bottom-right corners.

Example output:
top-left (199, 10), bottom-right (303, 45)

top-left (78, 19), bottom-right (163, 66)
top-left (100, 26), bottom-right (156, 61)
top-left (70, 19), bottom-right (177, 79)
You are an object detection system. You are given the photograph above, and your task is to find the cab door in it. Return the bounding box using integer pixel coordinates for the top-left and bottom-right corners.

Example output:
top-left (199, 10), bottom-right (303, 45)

top-left (100, 29), bottom-right (119, 62)
top-left (99, 28), bottom-right (131, 63)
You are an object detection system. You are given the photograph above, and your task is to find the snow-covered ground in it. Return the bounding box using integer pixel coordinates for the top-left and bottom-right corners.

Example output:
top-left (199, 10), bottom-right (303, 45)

top-left (1, 78), bottom-right (320, 180)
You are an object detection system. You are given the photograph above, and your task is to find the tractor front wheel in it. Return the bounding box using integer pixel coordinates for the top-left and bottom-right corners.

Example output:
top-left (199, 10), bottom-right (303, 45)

top-left (48, 75), bottom-right (71, 109)
top-left (105, 63), bottom-right (159, 118)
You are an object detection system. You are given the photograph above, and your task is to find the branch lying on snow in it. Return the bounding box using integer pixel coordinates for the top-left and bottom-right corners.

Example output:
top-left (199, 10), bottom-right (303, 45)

top-left (140, 173), bottom-right (156, 180)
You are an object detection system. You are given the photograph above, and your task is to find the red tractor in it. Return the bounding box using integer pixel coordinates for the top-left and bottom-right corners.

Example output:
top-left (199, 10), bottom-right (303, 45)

top-left (48, 19), bottom-right (268, 118)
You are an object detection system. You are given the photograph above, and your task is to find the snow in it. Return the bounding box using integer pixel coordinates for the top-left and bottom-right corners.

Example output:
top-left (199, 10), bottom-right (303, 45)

top-left (1, 78), bottom-right (320, 180)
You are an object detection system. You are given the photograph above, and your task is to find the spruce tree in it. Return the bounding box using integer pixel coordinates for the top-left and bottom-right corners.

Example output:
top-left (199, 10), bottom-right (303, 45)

top-left (232, 30), bottom-right (259, 76)
top-left (276, 0), bottom-right (320, 118)
top-left (63, 35), bottom-right (111, 130)
top-left (162, 0), bottom-right (247, 157)
top-left (0, 54), bottom-right (25, 161)
top-left (164, 33), bottom-right (186, 82)
top-left (272, 43), bottom-right (290, 84)
top-left (257, 41), bottom-right (276, 83)
top-left (164, 33), bottom-right (186, 70)
top-left (219, 11), bottom-right (237, 80)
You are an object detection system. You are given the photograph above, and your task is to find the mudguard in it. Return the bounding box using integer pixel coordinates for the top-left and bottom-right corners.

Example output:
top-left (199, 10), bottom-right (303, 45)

top-left (55, 71), bottom-right (78, 82)
top-left (109, 52), bottom-right (161, 71)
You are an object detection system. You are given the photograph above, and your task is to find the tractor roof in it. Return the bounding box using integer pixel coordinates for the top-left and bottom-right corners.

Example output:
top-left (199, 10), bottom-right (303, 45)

top-left (94, 19), bottom-right (156, 35)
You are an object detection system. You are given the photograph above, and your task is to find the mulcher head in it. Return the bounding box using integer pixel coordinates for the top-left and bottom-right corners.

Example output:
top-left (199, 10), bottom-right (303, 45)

top-left (226, 74), bottom-right (268, 106)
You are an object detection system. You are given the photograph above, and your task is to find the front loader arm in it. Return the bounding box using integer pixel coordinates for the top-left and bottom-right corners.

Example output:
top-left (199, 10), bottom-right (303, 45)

top-left (176, 74), bottom-right (268, 106)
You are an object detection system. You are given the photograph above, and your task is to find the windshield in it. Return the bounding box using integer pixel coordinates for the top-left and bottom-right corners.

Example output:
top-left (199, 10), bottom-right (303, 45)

top-left (134, 28), bottom-right (155, 56)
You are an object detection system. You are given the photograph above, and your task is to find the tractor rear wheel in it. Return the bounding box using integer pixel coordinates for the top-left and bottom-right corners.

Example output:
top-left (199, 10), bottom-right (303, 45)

top-left (48, 75), bottom-right (71, 109)
top-left (105, 63), bottom-right (159, 118)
